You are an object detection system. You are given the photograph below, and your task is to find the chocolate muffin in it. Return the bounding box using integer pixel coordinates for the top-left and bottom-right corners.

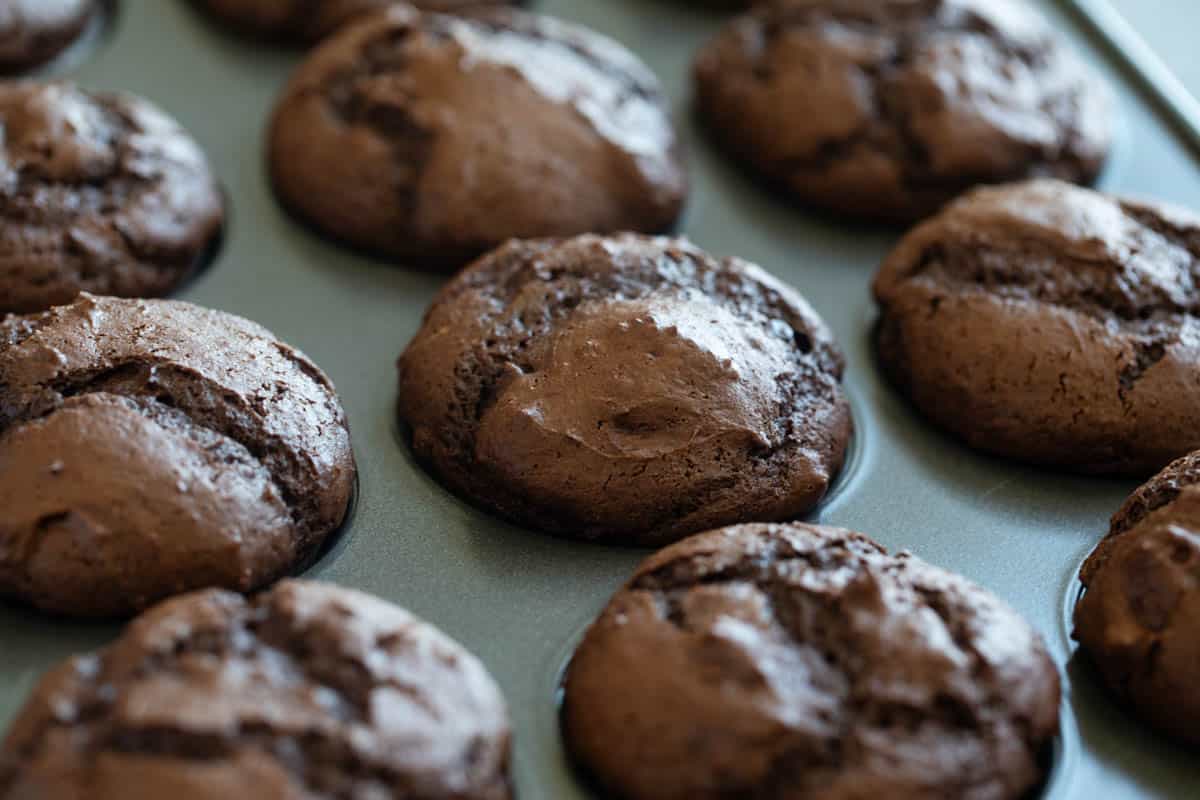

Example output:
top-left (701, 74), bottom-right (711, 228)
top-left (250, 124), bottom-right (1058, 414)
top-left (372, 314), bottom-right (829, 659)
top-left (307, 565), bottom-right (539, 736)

top-left (0, 81), bottom-right (224, 314)
top-left (0, 0), bottom-right (94, 72)
top-left (563, 523), bottom-right (1061, 800)
top-left (0, 294), bottom-right (356, 618)
top-left (398, 234), bottom-right (851, 546)
top-left (694, 0), bottom-right (1112, 222)
top-left (1074, 451), bottom-right (1200, 748)
top-left (874, 179), bottom-right (1200, 475)
top-left (0, 580), bottom-right (513, 799)
top-left (269, 6), bottom-right (687, 269)
top-left (194, 0), bottom-right (522, 43)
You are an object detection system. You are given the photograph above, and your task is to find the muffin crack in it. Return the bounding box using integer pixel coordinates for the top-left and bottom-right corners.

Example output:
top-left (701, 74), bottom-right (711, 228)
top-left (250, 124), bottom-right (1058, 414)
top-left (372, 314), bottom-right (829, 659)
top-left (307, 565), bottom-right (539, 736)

top-left (1, 586), bottom-right (511, 799)
top-left (314, 10), bottom-right (659, 234)
top-left (632, 548), bottom-right (847, 595)
top-left (443, 253), bottom-right (841, 466)
top-left (95, 723), bottom-right (422, 797)
top-left (566, 525), bottom-right (1059, 799)
top-left (760, 2), bottom-right (1052, 70)
top-left (641, 547), bottom-right (1015, 735)
top-left (1111, 456), bottom-right (1200, 538)
top-left (253, 613), bottom-right (445, 723)
top-left (699, 0), bottom-right (1109, 222)
top-left (758, 4), bottom-right (1064, 186)
top-left (1083, 454), bottom-right (1200, 582)
top-left (1118, 338), bottom-right (1169, 398)
top-left (4, 94), bottom-right (153, 223)
top-left (0, 83), bottom-right (224, 313)
top-left (318, 25), bottom-right (434, 221)
top-left (2, 359), bottom-right (308, 531)
top-left (905, 237), bottom-right (1200, 325)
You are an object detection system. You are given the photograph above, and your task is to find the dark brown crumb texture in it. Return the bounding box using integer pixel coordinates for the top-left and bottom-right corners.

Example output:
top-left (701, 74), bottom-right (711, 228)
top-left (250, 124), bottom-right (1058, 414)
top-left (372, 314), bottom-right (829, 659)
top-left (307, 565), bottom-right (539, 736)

top-left (873, 179), bottom-right (1200, 475)
top-left (398, 234), bottom-right (851, 545)
top-left (0, 581), bottom-right (512, 799)
top-left (694, 0), bottom-right (1111, 221)
top-left (0, 82), bottom-right (224, 313)
top-left (0, 294), bottom-right (355, 617)
top-left (269, 7), bottom-right (685, 267)
top-left (1074, 451), bottom-right (1200, 748)
top-left (564, 523), bottom-right (1060, 799)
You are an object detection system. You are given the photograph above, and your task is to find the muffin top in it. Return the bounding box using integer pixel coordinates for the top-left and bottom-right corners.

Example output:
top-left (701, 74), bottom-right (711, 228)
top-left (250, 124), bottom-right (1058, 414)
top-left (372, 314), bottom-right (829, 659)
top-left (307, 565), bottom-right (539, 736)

top-left (874, 179), bottom-right (1200, 475)
top-left (0, 82), bottom-right (223, 313)
top-left (1075, 450), bottom-right (1200, 747)
top-left (0, 294), bottom-right (355, 617)
top-left (0, 581), bottom-right (512, 799)
top-left (399, 234), bottom-right (850, 545)
top-left (565, 522), bottom-right (1060, 799)
top-left (269, 6), bottom-right (686, 267)
top-left (694, 0), bottom-right (1111, 221)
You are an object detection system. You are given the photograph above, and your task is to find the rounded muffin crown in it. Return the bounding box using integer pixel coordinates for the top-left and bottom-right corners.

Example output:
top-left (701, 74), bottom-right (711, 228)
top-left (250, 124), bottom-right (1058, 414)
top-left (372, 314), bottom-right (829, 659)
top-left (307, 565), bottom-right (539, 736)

top-left (873, 178), bottom-right (1200, 475)
top-left (564, 522), bottom-right (1060, 800)
top-left (0, 81), bottom-right (224, 313)
top-left (694, 0), bottom-right (1112, 221)
top-left (1074, 451), bottom-right (1200, 747)
top-left (0, 294), bottom-right (355, 617)
top-left (269, 6), bottom-right (687, 267)
top-left (0, 581), bottom-right (512, 799)
top-left (398, 233), bottom-right (850, 545)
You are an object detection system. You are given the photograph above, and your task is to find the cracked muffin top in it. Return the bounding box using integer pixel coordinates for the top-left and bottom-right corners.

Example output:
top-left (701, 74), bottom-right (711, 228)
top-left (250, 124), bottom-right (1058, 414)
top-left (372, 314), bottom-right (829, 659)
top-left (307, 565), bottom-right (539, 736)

top-left (1074, 450), bottom-right (1200, 748)
top-left (193, 0), bottom-right (522, 44)
top-left (0, 294), bottom-right (355, 618)
top-left (694, 0), bottom-right (1112, 222)
top-left (0, 82), bottom-right (224, 314)
top-left (0, 0), bottom-right (95, 72)
top-left (397, 234), bottom-right (850, 546)
top-left (268, 5), bottom-right (686, 269)
top-left (563, 522), bottom-right (1060, 800)
top-left (0, 580), bottom-right (512, 799)
top-left (873, 179), bottom-right (1200, 475)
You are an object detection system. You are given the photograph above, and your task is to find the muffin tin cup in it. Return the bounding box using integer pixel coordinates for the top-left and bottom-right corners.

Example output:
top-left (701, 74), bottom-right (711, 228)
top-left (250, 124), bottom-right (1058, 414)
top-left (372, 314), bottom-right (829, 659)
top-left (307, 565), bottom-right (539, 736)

top-left (1, 1), bottom-right (1199, 798)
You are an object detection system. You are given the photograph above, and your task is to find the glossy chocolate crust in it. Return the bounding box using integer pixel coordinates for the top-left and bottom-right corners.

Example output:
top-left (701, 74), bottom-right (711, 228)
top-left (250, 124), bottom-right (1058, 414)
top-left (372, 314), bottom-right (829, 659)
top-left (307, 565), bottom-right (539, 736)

top-left (0, 81), bottom-right (224, 314)
top-left (398, 234), bottom-right (851, 546)
top-left (0, 295), bottom-right (356, 618)
top-left (563, 523), bottom-right (1061, 800)
top-left (874, 179), bottom-right (1200, 475)
top-left (269, 6), bottom-right (687, 269)
top-left (0, 581), bottom-right (513, 799)
top-left (694, 0), bottom-right (1111, 222)
top-left (194, 0), bottom-right (523, 44)
top-left (0, 0), bottom-right (94, 72)
top-left (1074, 451), bottom-right (1200, 748)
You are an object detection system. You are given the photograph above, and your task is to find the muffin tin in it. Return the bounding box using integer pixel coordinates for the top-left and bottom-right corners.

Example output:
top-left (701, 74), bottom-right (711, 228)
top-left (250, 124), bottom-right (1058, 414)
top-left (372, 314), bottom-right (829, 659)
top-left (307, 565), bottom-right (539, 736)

top-left (1, 1), bottom-right (1198, 798)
